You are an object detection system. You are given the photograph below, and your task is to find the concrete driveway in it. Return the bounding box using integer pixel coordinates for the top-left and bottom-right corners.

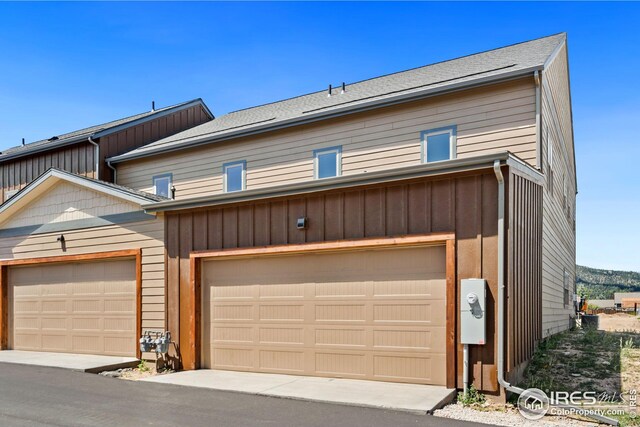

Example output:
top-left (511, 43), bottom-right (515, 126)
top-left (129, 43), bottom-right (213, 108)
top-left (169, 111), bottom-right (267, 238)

top-left (0, 350), bottom-right (138, 372)
top-left (0, 362), bottom-right (487, 427)
top-left (142, 369), bottom-right (456, 413)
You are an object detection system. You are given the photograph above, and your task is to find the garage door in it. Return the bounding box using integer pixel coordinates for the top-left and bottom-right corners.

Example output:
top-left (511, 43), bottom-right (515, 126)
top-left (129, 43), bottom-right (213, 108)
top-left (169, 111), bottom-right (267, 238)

top-left (9, 259), bottom-right (137, 357)
top-left (202, 245), bottom-right (447, 385)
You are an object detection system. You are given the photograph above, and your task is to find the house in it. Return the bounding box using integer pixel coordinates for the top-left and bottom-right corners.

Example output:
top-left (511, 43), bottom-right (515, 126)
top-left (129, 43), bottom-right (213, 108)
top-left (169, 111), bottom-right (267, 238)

top-left (588, 299), bottom-right (616, 309)
top-left (614, 292), bottom-right (640, 309)
top-left (0, 33), bottom-right (575, 396)
top-left (0, 98), bottom-right (213, 198)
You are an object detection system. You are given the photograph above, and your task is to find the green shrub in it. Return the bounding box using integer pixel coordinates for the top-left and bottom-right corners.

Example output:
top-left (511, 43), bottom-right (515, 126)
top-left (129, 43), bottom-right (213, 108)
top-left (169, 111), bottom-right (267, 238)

top-left (457, 385), bottom-right (486, 406)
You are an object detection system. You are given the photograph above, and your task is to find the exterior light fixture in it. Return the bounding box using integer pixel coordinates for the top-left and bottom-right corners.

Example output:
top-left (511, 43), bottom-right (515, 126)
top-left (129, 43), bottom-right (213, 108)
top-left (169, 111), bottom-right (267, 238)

top-left (296, 217), bottom-right (308, 230)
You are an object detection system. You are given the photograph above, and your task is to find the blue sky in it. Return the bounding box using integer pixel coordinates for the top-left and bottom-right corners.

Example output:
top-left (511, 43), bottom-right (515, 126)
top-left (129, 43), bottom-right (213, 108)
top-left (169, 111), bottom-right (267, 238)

top-left (0, 2), bottom-right (638, 271)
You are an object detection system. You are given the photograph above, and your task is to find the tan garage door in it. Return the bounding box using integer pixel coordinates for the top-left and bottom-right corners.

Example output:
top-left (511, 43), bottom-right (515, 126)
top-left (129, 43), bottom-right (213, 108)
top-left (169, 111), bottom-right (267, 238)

top-left (202, 245), bottom-right (447, 385)
top-left (9, 259), bottom-right (137, 357)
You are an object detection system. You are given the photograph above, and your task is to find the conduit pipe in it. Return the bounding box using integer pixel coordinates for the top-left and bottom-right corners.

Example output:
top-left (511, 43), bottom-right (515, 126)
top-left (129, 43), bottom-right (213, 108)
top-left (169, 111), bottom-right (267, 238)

top-left (493, 160), bottom-right (617, 426)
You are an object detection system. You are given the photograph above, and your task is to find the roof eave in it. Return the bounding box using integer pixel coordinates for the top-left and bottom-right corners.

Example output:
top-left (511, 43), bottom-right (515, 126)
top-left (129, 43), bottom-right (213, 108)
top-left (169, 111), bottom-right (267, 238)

top-left (109, 66), bottom-right (542, 164)
top-left (142, 152), bottom-right (539, 213)
top-left (0, 168), bottom-right (160, 218)
top-left (0, 134), bottom-right (91, 162)
top-left (92, 99), bottom-right (213, 139)
top-left (0, 99), bottom-right (214, 164)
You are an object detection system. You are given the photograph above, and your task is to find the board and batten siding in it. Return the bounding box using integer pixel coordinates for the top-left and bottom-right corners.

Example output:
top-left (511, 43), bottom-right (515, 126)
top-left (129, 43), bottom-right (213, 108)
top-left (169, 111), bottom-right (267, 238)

top-left (507, 169), bottom-right (543, 379)
top-left (540, 42), bottom-right (577, 337)
top-left (0, 218), bottom-right (166, 335)
top-left (99, 104), bottom-right (212, 182)
top-left (0, 104), bottom-right (212, 201)
top-left (117, 78), bottom-right (537, 199)
top-left (0, 143), bottom-right (97, 200)
top-left (164, 170), bottom-right (514, 392)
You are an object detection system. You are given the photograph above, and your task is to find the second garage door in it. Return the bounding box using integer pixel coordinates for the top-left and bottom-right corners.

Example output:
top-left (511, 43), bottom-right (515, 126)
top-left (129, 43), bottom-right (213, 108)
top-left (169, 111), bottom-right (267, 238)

top-left (9, 259), bottom-right (137, 357)
top-left (202, 245), bottom-right (447, 385)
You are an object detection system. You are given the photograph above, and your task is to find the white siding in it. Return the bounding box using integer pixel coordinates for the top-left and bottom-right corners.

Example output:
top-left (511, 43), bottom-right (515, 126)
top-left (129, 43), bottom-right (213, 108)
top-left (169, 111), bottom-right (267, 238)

top-left (117, 78), bottom-right (537, 199)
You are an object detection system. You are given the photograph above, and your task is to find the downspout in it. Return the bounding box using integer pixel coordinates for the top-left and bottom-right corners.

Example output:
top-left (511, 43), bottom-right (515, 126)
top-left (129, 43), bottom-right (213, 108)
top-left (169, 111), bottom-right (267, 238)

top-left (534, 71), bottom-right (541, 170)
top-left (107, 160), bottom-right (117, 184)
top-left (493, 160), bottom-right (617, 426)
top-left (87, 136), bottom-right (100, 180)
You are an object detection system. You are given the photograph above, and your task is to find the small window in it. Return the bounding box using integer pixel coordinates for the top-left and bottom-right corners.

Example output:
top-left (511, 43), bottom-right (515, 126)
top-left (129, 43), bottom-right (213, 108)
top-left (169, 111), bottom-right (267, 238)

top-left (4, 189), bottom-right (18, 203)
top-left (314, 146), bottom-right (341, 179)
top-left (223, 161), bottom-right (246, 193)
top-left (152, 173), bottom-right (172, 198)
top-left (421, 126), bottom-right (456, 163)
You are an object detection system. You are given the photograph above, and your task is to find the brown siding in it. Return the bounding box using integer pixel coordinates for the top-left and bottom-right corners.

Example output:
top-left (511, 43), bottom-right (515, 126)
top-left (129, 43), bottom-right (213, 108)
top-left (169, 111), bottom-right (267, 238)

top-left (0, 104), bottom-right (212, 199)
top-left (164, 169), bottom-right (519, 393)
top-left (0, 143), bottom-right (96, 200)
top-left (507, 170), bottom-right (543, 376)
top-left (100, 104), bottom-right (211, 182)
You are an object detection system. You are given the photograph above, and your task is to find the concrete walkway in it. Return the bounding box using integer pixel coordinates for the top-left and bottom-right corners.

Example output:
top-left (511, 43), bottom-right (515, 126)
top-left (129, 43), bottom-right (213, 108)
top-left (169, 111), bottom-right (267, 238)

top-left (142, 370), bottom-right (456, 414)
top-left (0, 350), bottom-right (139, 372)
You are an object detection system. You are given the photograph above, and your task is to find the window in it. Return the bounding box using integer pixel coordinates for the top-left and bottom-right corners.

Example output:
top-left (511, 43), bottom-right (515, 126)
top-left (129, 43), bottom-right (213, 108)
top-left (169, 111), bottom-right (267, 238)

top-left (4, 189), bottom-right (18, 202)
top-left (421, 126), bottom-right (456, 163)
top-left (152, 173), bottom-right (173, 198)
top-left (223, 161), bottom-right (246, 193)
top-left (314, 146), bottom-right (341, 179)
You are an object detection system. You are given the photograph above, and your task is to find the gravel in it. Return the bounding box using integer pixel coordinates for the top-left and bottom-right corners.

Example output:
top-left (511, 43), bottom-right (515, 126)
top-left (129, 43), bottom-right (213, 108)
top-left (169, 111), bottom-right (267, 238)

top-left (434, 403), bottom-right (601, 427)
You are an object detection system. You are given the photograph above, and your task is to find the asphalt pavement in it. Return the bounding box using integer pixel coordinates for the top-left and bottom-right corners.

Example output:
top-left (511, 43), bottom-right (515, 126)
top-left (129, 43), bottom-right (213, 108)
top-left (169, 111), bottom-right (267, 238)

top-left (0, 362), bottom-right (488, 427)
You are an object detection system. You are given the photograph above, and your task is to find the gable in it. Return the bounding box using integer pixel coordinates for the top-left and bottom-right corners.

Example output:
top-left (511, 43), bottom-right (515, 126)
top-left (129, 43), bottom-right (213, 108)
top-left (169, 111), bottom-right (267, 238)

top-left (0, 181), bottom-right (142, 229)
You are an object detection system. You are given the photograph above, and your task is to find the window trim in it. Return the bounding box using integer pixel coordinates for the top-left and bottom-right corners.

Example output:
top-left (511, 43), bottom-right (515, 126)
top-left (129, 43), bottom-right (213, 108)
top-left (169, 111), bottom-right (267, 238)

top-left (420, 125), bottom-right (457, 164)
top-left (313, 146), bottom-right (342, 180)
top-left (152, 173), bottom-right (173, 198)
top-left (223, 160), bottom-right (247, 193)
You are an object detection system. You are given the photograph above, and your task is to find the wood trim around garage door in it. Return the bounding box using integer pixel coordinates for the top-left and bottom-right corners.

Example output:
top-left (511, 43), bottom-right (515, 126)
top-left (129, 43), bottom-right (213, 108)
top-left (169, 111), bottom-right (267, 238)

top-left (0, 249), bottom-right (143, 359)
top-left (189, 233), bottom-right (457, 388)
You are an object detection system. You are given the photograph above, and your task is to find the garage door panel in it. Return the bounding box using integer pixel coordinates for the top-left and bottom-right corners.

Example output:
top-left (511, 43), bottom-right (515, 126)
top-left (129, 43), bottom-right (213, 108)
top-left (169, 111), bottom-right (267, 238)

top-left (203, 245), bottom-right (448, 385)
top-left (9, 259), bottom-right (136, 357)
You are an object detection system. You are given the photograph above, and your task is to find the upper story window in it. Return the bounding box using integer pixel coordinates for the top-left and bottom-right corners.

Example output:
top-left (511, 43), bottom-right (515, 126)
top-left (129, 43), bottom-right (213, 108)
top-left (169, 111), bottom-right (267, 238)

top-left (153, 173), bottom-right (173, 198)
top-left (421, 126), bottom-right (456, 163)
top-left (223, 161), bottom-right (246, 193)
top-left (314, 146), bottom-right (342, 179)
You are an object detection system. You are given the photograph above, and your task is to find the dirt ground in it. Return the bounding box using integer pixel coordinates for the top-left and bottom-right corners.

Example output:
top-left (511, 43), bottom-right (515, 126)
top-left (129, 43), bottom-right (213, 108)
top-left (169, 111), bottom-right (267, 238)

top-left (436, 314), bottom-right (640, 426)
top-left (599, 313), bottom-right (640, 332)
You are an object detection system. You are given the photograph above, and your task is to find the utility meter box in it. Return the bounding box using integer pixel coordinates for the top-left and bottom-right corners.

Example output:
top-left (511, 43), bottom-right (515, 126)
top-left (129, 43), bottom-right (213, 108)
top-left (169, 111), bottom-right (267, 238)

top-left (460, 278), bottom-right (486, 345)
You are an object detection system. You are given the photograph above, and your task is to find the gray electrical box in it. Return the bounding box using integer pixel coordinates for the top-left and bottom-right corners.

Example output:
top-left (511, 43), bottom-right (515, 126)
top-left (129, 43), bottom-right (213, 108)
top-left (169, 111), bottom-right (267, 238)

top-left (460, 278), bottom-right (486, 345)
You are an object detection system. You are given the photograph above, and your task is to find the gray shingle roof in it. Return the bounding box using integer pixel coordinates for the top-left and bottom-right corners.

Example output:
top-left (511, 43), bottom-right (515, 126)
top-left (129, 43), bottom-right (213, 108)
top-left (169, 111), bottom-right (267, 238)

top-left (109, 33), bottom-right (566, 163)
top-left (65, 169), bottom-right (170, 203)
top-left (0, 98), bottom-right (212, 162)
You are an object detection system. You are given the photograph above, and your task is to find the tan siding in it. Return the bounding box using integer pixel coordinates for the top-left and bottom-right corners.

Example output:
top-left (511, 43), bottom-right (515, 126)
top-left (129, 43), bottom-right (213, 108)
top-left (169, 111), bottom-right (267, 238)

top-left (118, 79), bottom-right (537, 199)
top-left (540, 43), bottom-right (576, 337)
top-left (1, 182), bottom-right (140, 229)
top-left (0, 217), bottom-right (165, 333)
